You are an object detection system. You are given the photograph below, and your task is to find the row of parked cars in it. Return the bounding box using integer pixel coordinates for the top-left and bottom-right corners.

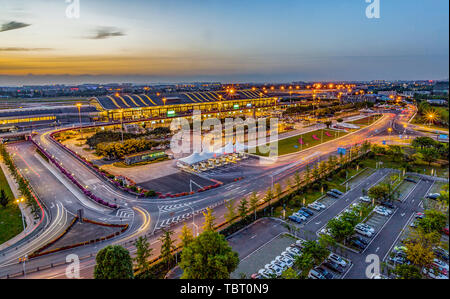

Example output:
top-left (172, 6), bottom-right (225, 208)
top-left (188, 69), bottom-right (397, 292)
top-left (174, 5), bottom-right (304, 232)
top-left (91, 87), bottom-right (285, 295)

top-left (253, 240), bottom-right (350, 279)
top-left (308, 253), bottom-right (349, 279)
top-left (326, 189), bottom-right (344, 199)
top-left (254, 240), bottom-right (306, 278)
top-left (288, 207), bottom-right (317, 224)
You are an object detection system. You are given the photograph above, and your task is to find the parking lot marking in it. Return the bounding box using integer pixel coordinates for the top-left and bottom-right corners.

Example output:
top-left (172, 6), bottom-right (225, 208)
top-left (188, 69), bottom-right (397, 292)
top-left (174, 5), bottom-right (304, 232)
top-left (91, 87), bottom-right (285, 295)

top-left (250, 234), bottom-right (257, 239)
top-left (383, 212), bottom-right (415, 262)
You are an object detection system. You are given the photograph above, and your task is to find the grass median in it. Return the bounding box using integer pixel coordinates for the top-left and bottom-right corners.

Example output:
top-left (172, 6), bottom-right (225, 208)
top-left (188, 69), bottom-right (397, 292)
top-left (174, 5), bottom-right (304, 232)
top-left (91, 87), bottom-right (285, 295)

top-left (0, 165), bottom-right (23, 244)
top-left (254, 129), bottom-right (348, 156)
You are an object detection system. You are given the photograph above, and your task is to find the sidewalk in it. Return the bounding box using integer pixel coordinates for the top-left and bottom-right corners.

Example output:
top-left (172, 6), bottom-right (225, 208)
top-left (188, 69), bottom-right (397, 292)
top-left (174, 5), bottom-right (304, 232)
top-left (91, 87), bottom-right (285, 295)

top-left (0, 161), bottom-right (36, 251)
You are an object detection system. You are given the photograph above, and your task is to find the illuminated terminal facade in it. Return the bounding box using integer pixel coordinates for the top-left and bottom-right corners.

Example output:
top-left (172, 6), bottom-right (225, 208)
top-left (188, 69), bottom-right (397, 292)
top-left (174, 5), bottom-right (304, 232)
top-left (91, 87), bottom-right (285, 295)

top-left (89, 89), bottom-right (279, 122)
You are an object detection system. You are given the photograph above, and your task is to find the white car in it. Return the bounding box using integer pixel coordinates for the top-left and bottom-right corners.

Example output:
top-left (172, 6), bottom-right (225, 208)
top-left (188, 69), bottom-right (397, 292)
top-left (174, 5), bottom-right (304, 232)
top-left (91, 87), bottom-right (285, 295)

top-left (265, 263), bottom-right (283, 277)
top-left (275, 255), bottom-right (294, 268)
top-left (375, 206), bottom-right (392, 215)
top-left (308, 269), bottom-right (326, 279)
top-left (286, 246), bottom-right (301, 255)
top-left (315, 202), bottom-right (326, 209)
top-left (360, 196), bottom-right (371, 203)
top-left (320, 228), bottom-right (331, 236)
top-left (328, 253), bottom-right (348, 268)
top-left (355, 226), bottom-right (373, 237)
top-left (295, 239), bottom-right (306, 248)
top-left (282, 251), bottom-right (297, 260)
top-left (374, 208), bottom-right (389, 216)
top-left (357, 223), bottom-right (375, 233)
top-left (308, 203), bottom-right (321, 211)
top-left (258, 269), bottom-right (272, 278)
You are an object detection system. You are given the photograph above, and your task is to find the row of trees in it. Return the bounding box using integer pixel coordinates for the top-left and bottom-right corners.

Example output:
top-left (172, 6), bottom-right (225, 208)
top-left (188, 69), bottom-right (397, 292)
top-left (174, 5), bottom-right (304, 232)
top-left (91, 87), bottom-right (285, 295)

top-left (393, 209), bottom-right (447, 279)
top-left (0, 144), bottom-right (40, 219)
top-left (93, 208), bottom-right (240, 279)
top-left (95, 138), bottom-right (168, 160)
top-left (86, 127), bottom-right (171, 148)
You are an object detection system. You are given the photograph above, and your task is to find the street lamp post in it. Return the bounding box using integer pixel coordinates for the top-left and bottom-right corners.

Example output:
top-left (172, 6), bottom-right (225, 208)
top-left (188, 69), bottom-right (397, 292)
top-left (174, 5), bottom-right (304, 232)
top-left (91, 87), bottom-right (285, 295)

top-left (15, 197), bottom-right (26, 231)
top-left (75, 103), bottom-right (83, 140)
top-left (187, 204), bottom-right (199, 236)
top-left (119, 109), bottom-right (124, 143)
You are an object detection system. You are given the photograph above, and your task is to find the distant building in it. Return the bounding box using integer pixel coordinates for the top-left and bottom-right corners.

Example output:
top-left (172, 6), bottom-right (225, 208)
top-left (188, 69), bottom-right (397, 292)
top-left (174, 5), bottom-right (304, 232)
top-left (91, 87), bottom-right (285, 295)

top-left (426, 99), bottom-right (448, 105)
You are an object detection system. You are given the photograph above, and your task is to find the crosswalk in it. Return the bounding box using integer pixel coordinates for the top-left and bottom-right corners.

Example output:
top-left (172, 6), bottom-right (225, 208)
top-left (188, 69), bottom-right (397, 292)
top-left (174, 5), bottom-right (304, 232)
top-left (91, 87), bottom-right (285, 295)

top-left (158, 204), bottom-right (188, 213)
top-left (155, 199), bottom-right (230, 230)
top-left (115, 207), bottom-right (134, 219)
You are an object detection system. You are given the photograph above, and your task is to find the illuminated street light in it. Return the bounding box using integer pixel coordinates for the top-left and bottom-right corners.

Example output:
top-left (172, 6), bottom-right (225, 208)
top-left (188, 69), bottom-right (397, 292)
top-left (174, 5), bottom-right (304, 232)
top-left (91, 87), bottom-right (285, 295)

top-left (15, 197), bottom-right (26, 231)
top-left (75, 103), bottom-right (83, 140)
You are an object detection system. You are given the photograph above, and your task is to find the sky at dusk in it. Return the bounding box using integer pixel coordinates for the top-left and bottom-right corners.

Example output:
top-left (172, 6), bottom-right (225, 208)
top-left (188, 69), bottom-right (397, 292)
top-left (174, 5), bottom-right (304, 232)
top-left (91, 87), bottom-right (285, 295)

top-left (0, 0), bottom-right (448, 85)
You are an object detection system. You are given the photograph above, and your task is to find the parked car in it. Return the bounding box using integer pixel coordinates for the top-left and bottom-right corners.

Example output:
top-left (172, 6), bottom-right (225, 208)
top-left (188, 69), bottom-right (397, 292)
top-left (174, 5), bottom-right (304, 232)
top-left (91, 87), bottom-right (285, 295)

top-left (433, 259), bottom-right (449, 271)
top-left (443, 227), bottom-right (449, 236)
top-left (258, 269), bottom-right (272, 279)
top-left (355, 226), bottom-right (373, 238)
top-left (265, 263), bottom-right (282, 276)
top-left (308, 268), bottom-right (326, 279)
top-left (360, 196), bottom-right (371, 203)
top-left (352, 235), bottom-right (369, 245)
top-left (404, 177), bottom-right (417, 183)
top-left (350, 238), bottom-right (367, 250)
top-left (275, 255), bottom-right (294, 268)
top-left (423, 267), bottom-right (448, 279)
top-left (426, 193), bottom-right (440, 200)
top-left (293, 213), bottom-right (307, 221)
top-left (374, 208), bottom-right (389, 216)
top-left (295, 239), bottom-right (307, 248)
top-left (380, 201), bottom-right (395, 209)
top-left (331, 189), bottom-right (344, 196)
top-left (327, 191), bottom-right (340, 198)
top-left (286, 246), bottom-right (301, 256)
top-left (308, 203), bottom-right (322, 211)
top-left (415, 212), bottom-right (425, 219)
top-left (316, 267), bottom-right (334, 279)
top-left (324, 260), bottom-right (345, 274)
top-left (434, 248), bottom-right (449, 262)
top-left (328, 253), bottom-right (348, 267)
top-left (299, 207), bottom-right (314, 216)
top-left (356, 223), bottom-right (375, 233)
top-left (296, 210), bottom-right (310, 218)
top-left (288, 215), bottom-right (302, 224)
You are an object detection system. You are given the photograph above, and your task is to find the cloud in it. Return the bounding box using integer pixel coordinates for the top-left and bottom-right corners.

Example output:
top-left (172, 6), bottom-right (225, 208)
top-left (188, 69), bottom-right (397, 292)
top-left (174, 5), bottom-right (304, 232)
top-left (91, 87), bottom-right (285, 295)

top-left (0, 47), bottom-right (52, 52)
top-left (88, 27), bottom-right (125, 39)
top-left (0, 21), bottom-right (30, 32)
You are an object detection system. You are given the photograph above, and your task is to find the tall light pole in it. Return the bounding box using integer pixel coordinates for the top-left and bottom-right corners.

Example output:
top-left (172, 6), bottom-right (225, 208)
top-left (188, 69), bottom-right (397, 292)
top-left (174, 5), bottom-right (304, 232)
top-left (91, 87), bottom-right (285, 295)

top-left (119, 109), bottom-right (124, 143)
top-left (187, 204), bottom-right (199, 236)
top-left (15, 197), bottom-right (26, 231)
top-left (75, 103), bottom-right (83, 140)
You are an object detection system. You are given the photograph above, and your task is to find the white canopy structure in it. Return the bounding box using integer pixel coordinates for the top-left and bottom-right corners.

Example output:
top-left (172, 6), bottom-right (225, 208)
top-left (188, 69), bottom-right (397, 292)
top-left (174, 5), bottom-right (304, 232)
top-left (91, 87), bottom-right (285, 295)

top-left (215, 142), bottom-right (235, 155)
top-left (234, 141), bottom-right (247, 153)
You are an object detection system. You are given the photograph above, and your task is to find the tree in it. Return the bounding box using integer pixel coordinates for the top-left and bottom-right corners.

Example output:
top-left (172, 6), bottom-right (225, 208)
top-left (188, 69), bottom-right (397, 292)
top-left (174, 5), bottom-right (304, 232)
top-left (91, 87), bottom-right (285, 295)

top-left (265, 187), bottom-right (273, 206)
top-left (224, 200), bottom-right (237, 223)
top-left (411, 137), bottom-right (436, 150)
top-left (159, 228), bottom-right (176, 271)
top-left (249, 192), bottom-right (258, 220)
top-left (326, 218), bottom-right (355, 243)
top-left (301, 240), bottom-right (329, 266)
top-left (418, 210), bottom-right (447, 234)
top-left (274, 183), bottom-right (282, 201)
top-left (180, 223), bottom-right (194, 248)
top-left (133, 236), bottom-right (152, 273)
top-left (94, 245), bottom-right (134, 279)
top-left (405, 241), bottom-right (434, 268)
top-left (180, 230), bottom-right (239, 279)
top-left (420, 147), bottom-right (438, 166)
top-left (393, 264), bottom-right (423, 279)
top-left (237, 197), bottom-right (249, 219)
top-left (0, 189), bottom-right (9, 208)
top-left (293, 171), bottom-right (302, 191)
top-left (281, 267), bottom-right (298, 279)
top-left (201, 207), bottom-right (216, 232)
top-left (368, 184), bottom-right (390, 203)
top-left (304, 166), bottom-right (311, 185)
top-left (294, 252), bottom-right (315, 278)
top-left (324, 120), bottom-right (332, 128)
